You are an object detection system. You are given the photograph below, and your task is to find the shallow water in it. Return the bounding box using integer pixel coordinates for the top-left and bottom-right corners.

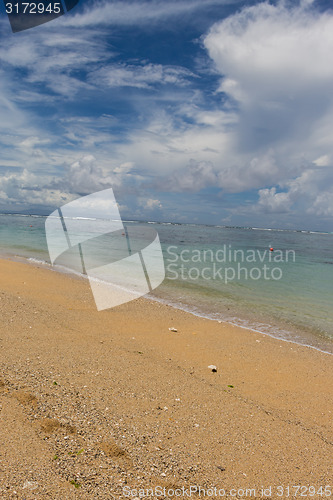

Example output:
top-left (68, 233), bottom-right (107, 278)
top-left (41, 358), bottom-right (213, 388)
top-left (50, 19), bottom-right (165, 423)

top-left (1, 213), bottom-right (332, 354)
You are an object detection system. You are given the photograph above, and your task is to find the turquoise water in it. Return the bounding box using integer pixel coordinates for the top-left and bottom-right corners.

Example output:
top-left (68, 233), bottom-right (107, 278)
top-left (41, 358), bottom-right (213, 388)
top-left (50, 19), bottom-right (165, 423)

top-left (1, 213), bottom-right (333, 354)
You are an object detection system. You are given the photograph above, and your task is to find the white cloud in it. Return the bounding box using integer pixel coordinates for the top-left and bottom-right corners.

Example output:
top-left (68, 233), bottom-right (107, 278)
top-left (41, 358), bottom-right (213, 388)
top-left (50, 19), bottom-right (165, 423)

top-left (0, 169), bottom-right (74, 208)
top-left (255, 165), bottom-right (333, 219)
top-left (0, 28), bottom-right (107, 99)
top-left (0, 155), bottom-right (141, 211)
top-left (141, 198), bottom-right (163, 210)
top-left (258, 187), bottom-right (293, 214)
top-left (202, 0), bottom-right (333, 219)
top-left (19, 136), bottom-right (50, 149)
top-left (217, 150), bottom-right (282, 193)
top-left (203, 1), bottom-right (333, 152)
top-left (204, 2), bottom-right (333, 97)
top-left (93, 63), bottom-right (195, 89)
top-left (62, 0), bottom-right (242, 28)
top-left (313, 155), bottom-right (330, 167)
top-left (113, 162), bottom-right (135, 174)
top-left (309, 192), bottom-right (333, 217)
top-left (59, 155), bottom-right (117, 194)
top-left (156, 159), bottom-right (217, 192)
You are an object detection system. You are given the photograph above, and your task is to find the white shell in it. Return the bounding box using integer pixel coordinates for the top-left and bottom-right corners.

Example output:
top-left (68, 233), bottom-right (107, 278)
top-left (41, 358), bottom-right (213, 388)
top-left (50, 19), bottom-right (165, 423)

top-left (208, 365), bottom-right (217, 371)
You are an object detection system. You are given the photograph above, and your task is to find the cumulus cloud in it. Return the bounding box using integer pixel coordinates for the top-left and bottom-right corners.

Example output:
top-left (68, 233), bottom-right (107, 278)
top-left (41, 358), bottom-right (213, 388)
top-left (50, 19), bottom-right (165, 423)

top-left (140, 198), bottom-right (163, 210)
top-left (202, 0), bottom-right (333, 220)
top-left (258, 187), bottom-right (293, 214)
top-left (0, 155), bottom-right (142, 212)
top-left (0, 169), bottom-right (74, 209)
top-left (309, 192), bottom-right (333, 217)
top-left (204, 0), bottom-right (333, 151)
top-left (204, 2), bottom-right (333, 97)
top-left (57, 155), bottom-right (132, 194)
top-left (156, 159), bottom-right (217, 192)
top-left (217, 150), bottom-right (282, 193)
top-left (255, 165), bottom-right (333, 219)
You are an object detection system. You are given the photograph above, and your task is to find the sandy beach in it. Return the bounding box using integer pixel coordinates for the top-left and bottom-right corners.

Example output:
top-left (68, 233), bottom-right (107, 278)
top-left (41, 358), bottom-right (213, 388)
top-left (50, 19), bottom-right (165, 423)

top-left (0, 257), bottom-right (332, 499)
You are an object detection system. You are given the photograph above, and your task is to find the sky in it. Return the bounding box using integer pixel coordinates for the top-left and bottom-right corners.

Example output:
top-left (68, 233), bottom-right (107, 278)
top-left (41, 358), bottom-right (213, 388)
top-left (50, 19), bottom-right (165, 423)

top-left (0, 0), bottom-right (333, 231)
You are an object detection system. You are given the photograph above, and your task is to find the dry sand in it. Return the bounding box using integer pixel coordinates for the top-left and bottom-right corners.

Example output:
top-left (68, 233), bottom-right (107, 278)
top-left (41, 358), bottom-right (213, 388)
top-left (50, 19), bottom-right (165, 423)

top-left (0, 258), bottom-right (332, 499)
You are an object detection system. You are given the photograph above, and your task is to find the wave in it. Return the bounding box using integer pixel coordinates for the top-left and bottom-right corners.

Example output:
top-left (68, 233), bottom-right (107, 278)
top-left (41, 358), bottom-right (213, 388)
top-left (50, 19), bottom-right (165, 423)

top-left (1, 212), bottom-right (332, 234)
top-left (0, 213), bottom-right (46, 218)
top-left (28, 257), bottom-right (50, 266)
top-left (67, 217), bottom-right (98, 221)
top-left (148, 293), bottom-right (333, 356)
top-left (2, 252), bottom-right (331, 357)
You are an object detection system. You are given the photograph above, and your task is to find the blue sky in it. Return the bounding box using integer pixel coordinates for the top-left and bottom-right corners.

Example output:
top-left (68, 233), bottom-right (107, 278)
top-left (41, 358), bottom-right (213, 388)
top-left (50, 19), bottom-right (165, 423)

top-left (0, 0), bottom-right (333, 231)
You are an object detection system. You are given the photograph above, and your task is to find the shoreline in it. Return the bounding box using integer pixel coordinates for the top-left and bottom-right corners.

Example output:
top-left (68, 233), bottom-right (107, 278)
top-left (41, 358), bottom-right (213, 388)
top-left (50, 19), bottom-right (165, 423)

top-left (0, 257), bottom-right (332, 497)
top-left (148, 294), bottom-right (333, 357)
top-left (2, 252), bottom-right (333, 357)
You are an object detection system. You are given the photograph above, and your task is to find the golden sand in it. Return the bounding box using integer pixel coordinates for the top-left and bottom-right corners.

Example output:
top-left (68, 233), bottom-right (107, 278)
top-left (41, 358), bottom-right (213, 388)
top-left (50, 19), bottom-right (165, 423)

top-left (0, 258), bottom-right (332, 498)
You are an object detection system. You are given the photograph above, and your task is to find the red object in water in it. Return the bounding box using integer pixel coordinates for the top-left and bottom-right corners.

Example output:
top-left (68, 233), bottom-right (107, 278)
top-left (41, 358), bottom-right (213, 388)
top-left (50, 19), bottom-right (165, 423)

top-left (270, 247), bottom-right (274, 252)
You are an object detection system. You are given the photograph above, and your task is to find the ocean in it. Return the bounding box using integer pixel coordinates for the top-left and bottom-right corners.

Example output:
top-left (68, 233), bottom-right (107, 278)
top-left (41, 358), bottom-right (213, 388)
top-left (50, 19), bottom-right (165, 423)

top-left (1, 213), bottom-right (332, 354)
